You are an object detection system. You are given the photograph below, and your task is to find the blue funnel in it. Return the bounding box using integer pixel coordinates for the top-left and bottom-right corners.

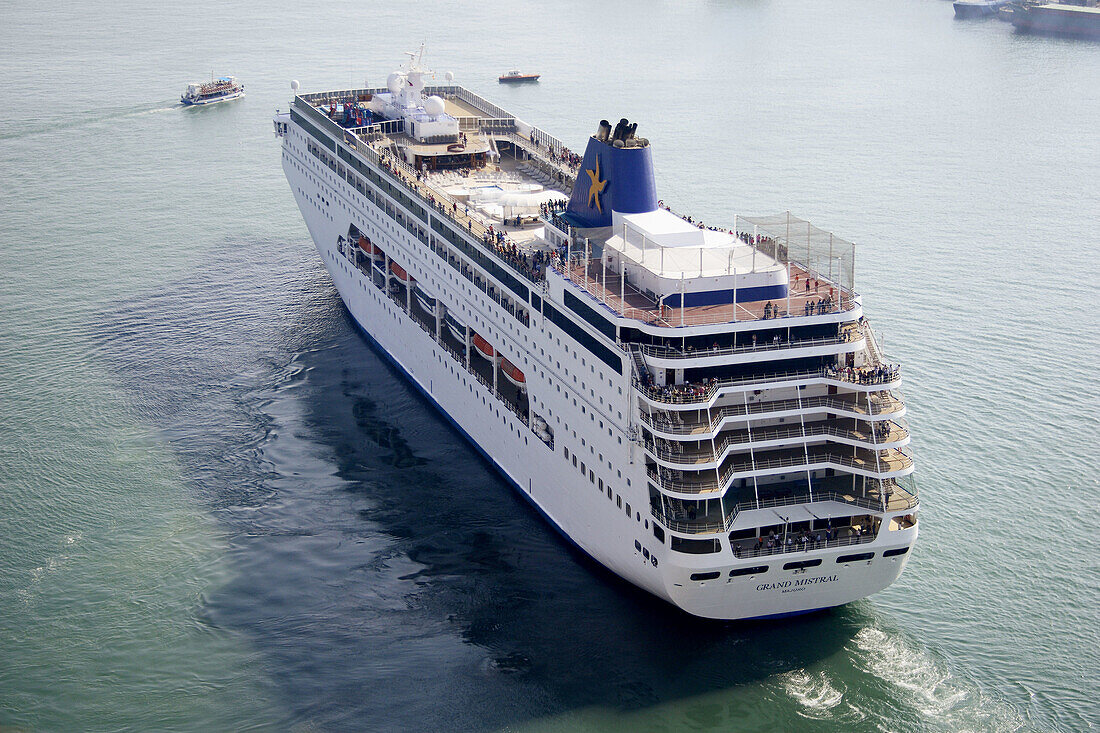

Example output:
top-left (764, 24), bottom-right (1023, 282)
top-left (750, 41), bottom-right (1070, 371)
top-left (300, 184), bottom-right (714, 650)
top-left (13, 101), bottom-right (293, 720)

top-left (565, 122), bottom-right (657, 228)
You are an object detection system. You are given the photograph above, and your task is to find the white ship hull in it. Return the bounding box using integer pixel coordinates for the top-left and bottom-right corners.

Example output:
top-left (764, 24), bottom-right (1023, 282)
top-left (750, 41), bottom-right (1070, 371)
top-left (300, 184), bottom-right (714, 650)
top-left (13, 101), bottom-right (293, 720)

top-left (278, 127), bottom-right (919, 619)
top-left (182, 89), bottom-right (244, 106)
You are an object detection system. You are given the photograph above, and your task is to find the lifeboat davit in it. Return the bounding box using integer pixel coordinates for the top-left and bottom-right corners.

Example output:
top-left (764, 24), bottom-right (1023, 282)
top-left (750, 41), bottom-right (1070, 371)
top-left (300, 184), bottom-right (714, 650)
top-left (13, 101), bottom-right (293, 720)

top-left (389, 261), bottom-right (411, 284)
top-left (472, 333), bottom-right (497, 361)
top-left (500, 358), bottom-right (526, 388)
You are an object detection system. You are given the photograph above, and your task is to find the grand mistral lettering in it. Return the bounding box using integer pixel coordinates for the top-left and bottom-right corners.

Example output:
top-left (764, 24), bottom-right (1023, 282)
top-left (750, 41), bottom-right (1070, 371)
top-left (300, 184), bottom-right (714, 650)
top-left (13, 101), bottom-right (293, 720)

top-left (756, 575), bottom-right (839, 592)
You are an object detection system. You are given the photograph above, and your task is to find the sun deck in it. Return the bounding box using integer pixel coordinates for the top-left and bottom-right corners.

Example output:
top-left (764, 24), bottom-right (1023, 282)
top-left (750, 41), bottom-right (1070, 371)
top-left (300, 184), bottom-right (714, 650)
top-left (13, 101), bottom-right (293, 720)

top-left (558, 257), bottom-right (856, 327)
top-left (293, 89), bottom-right (863, 333)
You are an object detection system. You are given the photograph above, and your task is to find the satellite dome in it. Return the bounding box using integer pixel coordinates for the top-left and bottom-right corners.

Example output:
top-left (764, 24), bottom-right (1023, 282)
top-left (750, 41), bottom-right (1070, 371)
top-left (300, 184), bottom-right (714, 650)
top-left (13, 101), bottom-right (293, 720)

top-left (387, 72), bottom-right (403, 94)
top-left (290, 80), bottom-right (300, 91)
top-left (445, 71), bottom-right (455, 82)
top-left (424, 95), bottom-right (445, 117)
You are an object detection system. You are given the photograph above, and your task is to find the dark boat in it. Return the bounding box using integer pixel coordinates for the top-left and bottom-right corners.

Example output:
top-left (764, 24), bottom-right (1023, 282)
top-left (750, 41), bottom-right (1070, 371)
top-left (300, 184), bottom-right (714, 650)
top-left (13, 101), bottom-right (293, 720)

top-left (1009, 0), bottom-right (1100, 36)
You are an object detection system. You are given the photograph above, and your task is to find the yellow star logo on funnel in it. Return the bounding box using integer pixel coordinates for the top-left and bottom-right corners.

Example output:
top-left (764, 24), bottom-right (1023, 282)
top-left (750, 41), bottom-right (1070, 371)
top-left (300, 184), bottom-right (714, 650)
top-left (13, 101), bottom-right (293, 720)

top-left (586, 156), bottom-right (607, 213)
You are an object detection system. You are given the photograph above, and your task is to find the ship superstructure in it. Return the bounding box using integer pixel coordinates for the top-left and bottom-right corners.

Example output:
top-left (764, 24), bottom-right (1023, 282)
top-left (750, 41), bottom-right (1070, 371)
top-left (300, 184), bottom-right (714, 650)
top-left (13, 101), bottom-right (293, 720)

top-left (273, 51), bottom-right (918, 620)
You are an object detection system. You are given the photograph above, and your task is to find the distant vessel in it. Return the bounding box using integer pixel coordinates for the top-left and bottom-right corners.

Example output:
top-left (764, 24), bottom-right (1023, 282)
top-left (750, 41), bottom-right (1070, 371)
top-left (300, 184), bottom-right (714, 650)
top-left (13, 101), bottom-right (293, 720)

top-left (1008, 0), bottom-right (1100, 35)
top-left (498, 70), bottom-right (540, 83)
top-left (181, 75), bottom-right (244, 105)
top-left (954, 0), bottom-right (1012, 18)
top-left (273, 49), bottom-right (919, 620)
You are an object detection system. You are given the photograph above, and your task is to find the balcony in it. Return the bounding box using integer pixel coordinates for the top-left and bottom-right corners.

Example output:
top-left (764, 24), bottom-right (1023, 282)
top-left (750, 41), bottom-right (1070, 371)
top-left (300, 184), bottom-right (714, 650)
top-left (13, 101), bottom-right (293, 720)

top-left (639, 331), bottom-right (862, 370)
top-left (640, 392), bottom-right (906, 438)
top-left (634, 363), bottom-right (901, 408)
top-left (650, 477), bottom-right (917, 535)
top-left (647, 444), bottom-right (915, 496)
top-left (644, 419), bottom-right (909, 469)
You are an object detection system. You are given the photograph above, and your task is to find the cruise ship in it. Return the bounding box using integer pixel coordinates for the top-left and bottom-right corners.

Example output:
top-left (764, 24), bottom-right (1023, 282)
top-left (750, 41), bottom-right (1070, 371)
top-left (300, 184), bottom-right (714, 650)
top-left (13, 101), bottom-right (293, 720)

top-left (272, 50), bottom-right (919, 620)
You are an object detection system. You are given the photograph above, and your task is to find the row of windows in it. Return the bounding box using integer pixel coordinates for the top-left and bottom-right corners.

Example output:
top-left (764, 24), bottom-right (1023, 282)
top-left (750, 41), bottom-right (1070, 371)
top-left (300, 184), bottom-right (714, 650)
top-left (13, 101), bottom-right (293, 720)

top-left (337, 146), bottom-right (430, 226)
top-left (683, 548), bottom-right (910, 577)
top-left (633, 539), bottom-right (659, 567)
top-left (542, 300), bottom-right (622, 374)
top-left (563, 290), bottom-right (617, 342)
top-left (290, 107), bottom-right (335, 152)
top-left (428, 232), bottom-right (530, 327)
top-left (430, 217), bottom-right (530, 304)
top-left (563, 446), bottom-right (633, 516)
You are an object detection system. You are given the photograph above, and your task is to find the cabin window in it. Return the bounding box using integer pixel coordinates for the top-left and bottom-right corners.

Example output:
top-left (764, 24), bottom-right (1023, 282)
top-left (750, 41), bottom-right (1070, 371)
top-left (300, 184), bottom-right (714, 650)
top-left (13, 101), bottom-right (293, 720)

top-left (690, 571), bottom-right (720, 582)
top-left (837, 552), bottom-right (875, 563)
top-left (783, 559), bottom-right (823, 570)
top-left (729, 565), bottom-right (769, 577)
top-left (671, 536), bottom-right (720, 555)
top-left (883, 547), bottom-right (910, 558)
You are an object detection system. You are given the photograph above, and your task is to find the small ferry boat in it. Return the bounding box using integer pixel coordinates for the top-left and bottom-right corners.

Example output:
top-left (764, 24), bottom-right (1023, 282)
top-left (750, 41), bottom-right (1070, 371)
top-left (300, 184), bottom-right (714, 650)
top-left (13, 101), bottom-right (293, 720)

top-left (181, 76), bottom-right (244, 105)
top-left (954, 0), bottom-right (1012, 18)
top-left (498, 70), bottom-right (540, 83)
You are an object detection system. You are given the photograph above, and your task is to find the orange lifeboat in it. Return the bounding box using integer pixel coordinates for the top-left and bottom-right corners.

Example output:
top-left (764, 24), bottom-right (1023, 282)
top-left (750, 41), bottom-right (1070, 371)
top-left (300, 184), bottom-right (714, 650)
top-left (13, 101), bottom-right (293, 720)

top-left (500, 358), bottom-right (526, 388)
top-left (359, 235), bottom-right (383, 259)
top-left (389, 261), bottom-right (411, 284)
top-left (472, 333), bottom-right (497, 361)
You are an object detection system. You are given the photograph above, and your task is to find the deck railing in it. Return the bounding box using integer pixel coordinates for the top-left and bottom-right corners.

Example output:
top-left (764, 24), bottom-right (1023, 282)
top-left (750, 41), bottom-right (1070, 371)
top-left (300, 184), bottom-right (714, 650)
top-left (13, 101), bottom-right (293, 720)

top-left (647, 446), bottom-right (914, 494)
top-left (639, 331), bottom-right (860, 363)
top-left (633, 364), bottom-right (901, 406)
top-left (731, 530), bottom-right (877, 558)
top-left (558, 258), bottom-right (860, 328)
top-left (651, 489), bottom-right (913, 535)
top-left (643, 421), bottom-right (908, 466)
top-left (640, 393), bottom-right (905, 436)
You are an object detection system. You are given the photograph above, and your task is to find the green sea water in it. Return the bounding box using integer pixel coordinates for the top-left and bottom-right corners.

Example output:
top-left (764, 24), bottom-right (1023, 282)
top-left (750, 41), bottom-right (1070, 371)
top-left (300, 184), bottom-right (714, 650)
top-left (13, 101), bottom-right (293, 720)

top-left (1, 0), bottom-right (1097, 731)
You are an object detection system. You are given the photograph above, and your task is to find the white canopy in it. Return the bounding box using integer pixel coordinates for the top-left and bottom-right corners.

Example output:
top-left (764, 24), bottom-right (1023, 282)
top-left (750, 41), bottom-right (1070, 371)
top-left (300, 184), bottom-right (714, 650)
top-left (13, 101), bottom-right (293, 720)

top-left (618, 209), bottom-right (736, 249)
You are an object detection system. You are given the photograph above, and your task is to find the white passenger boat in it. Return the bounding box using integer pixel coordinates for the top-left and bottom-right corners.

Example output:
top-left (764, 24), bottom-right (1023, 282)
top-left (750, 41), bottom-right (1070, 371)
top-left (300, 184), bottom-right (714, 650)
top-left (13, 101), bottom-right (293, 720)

top-left (181, 75), bottom-right (244, 105)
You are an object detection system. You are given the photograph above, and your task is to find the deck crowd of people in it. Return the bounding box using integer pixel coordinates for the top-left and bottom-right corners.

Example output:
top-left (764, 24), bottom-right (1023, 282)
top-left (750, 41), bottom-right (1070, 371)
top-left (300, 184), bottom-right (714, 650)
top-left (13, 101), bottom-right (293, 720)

top-left (732, 522), bottom-right (877, 558)
top-left (738, 229), bottom-right (778, 250)
top-left (826, 363), bottom-right (899, 385)
top-left (639, 360), bottom-right (900, 403)
top-left (527, 133), bottom-right (581, 172)
top-left (481, 224), bottom-right (550, 282)
top-left (803, 296), bottom-right (835, 315)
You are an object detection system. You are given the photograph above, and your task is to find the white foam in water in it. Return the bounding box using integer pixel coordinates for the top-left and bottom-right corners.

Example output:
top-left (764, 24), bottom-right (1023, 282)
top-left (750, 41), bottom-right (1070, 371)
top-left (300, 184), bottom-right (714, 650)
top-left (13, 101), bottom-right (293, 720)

top-left (849, 626), bottom-right (1024, 732)
top-left (781, 670), bottom-right (845, 717)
